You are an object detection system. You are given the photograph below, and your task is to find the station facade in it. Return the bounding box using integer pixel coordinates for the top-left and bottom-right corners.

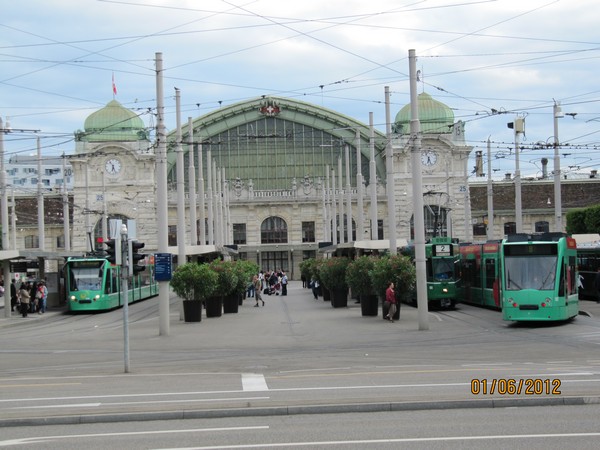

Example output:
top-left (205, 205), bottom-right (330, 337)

top-left (10, 92), bottom-right (597, 280)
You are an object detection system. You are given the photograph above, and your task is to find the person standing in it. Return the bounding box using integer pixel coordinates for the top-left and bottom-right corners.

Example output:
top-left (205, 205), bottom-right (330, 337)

top-left (594, 267), bottom-right (600, 304)
top-left (39, 280), bottom-right (48, 313)
top-left (281, 272), bottom-right (288, 296)
top-left (384, 282), bottom-right (397, 323)
top-left (10, 279), bottom-right (18, 312)
top-left (253, 275), bottom-right (264, 307)
top-left (19, 283), bottom-right (30, 317)
top-left (311, 278), bottom-right (319, 300)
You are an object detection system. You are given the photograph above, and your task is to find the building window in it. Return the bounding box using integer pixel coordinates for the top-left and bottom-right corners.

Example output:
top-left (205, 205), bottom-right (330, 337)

top-left (302, 221), bottom-right (315, 242)
top-left (56, 235), bottom-right (65, 249)
top-left (473, 223), bottom-right (487, 236)
top-left (168, 225), bottom-right (177, 246)
top-left (377, 219), bottom-right (384, 240)
top-left (233, 223), bottom-right (247, 245)
top-left (504, 222), bottom-right (517, 235)
top-left (261, 216), bottom-right (288, 243)
top-left (261, 250), bottom-right (289, 272)
top-left (24, 235), bottom-right (39, 249)
top-left (535, 221), bottom-right (549, 233)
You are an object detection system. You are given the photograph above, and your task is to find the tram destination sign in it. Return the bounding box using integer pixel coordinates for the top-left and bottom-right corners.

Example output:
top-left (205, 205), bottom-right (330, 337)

top-left (154, 253), bottom-right (173, 281)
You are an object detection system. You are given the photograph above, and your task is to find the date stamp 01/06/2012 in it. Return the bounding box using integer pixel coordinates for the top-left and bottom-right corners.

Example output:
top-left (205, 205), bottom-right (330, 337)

top-left (471, 378), bottom-right (561, 396)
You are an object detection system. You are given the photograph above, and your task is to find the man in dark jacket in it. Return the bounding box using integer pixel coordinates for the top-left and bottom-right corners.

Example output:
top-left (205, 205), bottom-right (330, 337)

top-left (10, 279), bottom-right (18, 311)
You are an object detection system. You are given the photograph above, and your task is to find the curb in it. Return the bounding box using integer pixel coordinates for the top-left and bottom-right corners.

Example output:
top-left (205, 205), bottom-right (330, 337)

top-left (2, 396), bottom-right (599, 428)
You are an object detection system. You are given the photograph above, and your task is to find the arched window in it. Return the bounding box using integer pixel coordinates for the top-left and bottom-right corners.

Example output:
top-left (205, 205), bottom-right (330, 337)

top-left (261, 217), bottom-right (288, 243)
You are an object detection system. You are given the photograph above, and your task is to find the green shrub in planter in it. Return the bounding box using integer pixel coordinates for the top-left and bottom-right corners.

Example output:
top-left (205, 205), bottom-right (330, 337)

top-left (208, 259), bottom-right (238, 297)
top-left (345, 256), bottom-right (376, 297)
top-left (232, 259), bottom-right (259, 295)
top-left (169, 262), bottom-right (218, 302)
top-left (369, 254), bottom-right (416, 302)
top-left (318, 257), bottom-right (351, 292)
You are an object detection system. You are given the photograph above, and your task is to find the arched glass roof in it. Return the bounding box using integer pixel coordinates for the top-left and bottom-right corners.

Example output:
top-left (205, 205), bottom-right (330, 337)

top-left (166, 96), bottom-right (387, 190)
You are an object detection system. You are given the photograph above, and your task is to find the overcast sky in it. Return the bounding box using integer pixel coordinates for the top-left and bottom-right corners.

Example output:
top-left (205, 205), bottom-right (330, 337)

top-left (2, 0), bottom-right (599, 181)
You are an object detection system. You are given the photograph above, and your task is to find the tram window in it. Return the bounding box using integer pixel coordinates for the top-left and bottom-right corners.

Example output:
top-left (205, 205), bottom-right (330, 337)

top-left (433, 258), bottom-right (454, 280)
top-left (569, 256), bottom-right (577, 295)
top-left (426, 258), bottom-right (433, 280)
top-left (484, 259), bottom-right (496, 288)
top-left (558, 264), bottom-right (565, 296)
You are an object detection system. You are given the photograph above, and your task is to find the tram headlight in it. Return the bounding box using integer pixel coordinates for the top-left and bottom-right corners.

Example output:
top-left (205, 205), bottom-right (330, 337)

top-left (442, 288), bottom-right (448, 293)
top-left (541, 297), bottom-right (551, 307)
top-left (94, 295), bottom-right (100, 301)
top-left (70, 295), bottom-right (76, 302)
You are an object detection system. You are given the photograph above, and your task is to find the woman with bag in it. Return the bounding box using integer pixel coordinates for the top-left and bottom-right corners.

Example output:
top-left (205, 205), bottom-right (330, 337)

top-left (384, 282), bottom-right (397, 323)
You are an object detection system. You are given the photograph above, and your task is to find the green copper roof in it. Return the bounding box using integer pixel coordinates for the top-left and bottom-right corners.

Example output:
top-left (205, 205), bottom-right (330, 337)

top-left (79, 100), bottom-right (146, 142)
top-left (394, 92), bottom-right (455, 134)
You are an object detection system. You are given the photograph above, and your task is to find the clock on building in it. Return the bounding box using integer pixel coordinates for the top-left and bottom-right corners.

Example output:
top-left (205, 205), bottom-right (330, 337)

top-left (105, 158), bottom-right (122, 175)
top-left (421, 150), bottom-right (437, 166)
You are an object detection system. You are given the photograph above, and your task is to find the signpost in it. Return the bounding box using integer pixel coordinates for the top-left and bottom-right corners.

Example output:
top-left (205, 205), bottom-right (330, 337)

top-left (154, 253), bottom-right (172, 282)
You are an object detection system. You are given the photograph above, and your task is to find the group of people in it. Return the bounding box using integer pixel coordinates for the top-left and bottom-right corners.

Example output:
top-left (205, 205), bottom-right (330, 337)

top-left (7, 279), bottom-right (48, 317)
top-left (248, 269), bottom-right (289, 307)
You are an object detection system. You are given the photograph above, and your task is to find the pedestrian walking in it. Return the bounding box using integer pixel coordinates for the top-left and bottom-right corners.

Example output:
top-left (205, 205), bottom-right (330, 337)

top-left (253, 275), bottom-right (264, 307)
top-left (311, 278), bottom-right (319, 300)
top-left (384, 282), bottom-right (397, 323)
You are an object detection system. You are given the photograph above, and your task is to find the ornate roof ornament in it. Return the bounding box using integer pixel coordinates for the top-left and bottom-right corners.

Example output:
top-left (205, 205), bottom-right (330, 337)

top-left (259, 99), bottom-right (281, 117)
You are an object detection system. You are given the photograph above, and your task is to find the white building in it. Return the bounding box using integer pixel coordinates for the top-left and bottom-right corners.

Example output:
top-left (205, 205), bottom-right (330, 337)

top-left (7, 155), bottom-right (73, 195)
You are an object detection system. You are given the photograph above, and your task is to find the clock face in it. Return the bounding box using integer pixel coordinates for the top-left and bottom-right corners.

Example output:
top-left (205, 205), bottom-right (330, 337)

top-left (105, 158), bottom-right (121, 175)
top-left (421, 151), bottom-right (437, 166)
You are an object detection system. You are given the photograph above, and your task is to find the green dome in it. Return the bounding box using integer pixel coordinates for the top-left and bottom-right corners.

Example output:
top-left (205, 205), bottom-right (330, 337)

top-left (394, 92), bottom-right (454, 134)
top-left (80, 100), bottom-right (146, 142)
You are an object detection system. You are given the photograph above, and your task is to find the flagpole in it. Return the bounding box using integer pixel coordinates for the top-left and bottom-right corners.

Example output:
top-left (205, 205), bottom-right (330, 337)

top-left (112, 72), bottom-right (117, 99)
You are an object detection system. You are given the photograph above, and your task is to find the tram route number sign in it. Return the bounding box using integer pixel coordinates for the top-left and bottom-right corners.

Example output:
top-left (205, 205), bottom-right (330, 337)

top-left (154, 253), bottom-right (173, 281)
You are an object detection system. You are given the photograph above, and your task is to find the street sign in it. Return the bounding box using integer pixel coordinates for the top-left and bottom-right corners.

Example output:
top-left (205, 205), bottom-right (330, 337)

top-left (154, 253), bottom-right (172, 281)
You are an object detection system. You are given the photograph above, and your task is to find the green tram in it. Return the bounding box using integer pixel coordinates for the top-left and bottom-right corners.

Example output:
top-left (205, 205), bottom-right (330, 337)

top-left (501, 233), bottom-right (579, 322)
top-left (459, 241), bottom-right (502, 309)
top-left (64, 256), bottom-right (158, 312)
top-left (423, 237), bottom-right (461, 309)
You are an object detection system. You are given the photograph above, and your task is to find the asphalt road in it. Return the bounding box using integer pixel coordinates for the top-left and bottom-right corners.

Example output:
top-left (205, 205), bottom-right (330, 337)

top-left (1, 282), bottom-right (600, 427)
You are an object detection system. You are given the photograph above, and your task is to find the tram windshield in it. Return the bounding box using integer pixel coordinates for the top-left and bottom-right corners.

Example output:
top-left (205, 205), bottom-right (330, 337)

top-left (504, 254), bottom-right (557, 291)
top-left (67, 260), bottom-right (104, 291)
top-left (432, 258), bottom-right (455, 281)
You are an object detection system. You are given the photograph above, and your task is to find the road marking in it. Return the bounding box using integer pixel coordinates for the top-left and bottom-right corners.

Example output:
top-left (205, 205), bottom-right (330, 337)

top-left (242, 373), bottom-right (268, 391)
top-left (156, 432), bottom-right (600, 448)
top-left (0, 426), bottom-right (269, 447)
top-left (12, 397), bottom-right (270, 410)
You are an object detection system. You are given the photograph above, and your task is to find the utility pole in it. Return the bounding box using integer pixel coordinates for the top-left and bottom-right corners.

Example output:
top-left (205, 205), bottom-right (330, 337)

top-left (553, 101), bottom-right (564, 232)
top-left (385, 86), bottom-right (397, 254)
top-left (486, 137), bottom-right (494, 241)
top-left (120, 223), bottom-right (130, 373)
top-left (368, 113), bottom-right (378, 240)
top-left (509, 117), bottom-right (525, 233)
top-left (155, 52), bottom-right (170, 336)
top-left (409, 49), bottom-right (429, 331)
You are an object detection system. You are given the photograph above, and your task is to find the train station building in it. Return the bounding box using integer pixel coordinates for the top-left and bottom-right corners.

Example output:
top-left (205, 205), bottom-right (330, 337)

top-left (5, 93), bottom-right (600, 280)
